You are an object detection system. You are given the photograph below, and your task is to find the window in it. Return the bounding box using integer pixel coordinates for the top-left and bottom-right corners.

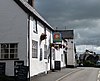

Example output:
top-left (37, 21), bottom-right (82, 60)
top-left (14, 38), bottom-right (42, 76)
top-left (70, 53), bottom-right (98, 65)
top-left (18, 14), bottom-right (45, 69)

top-left (61, 54), bottom-right (63, 62)
top-left (32, 40), bottom-right (38, 58)
top-left (44, 45), bottom-right (47, 59)
top-left (0, 43), bottom-right (18, 59)
top-left (33, 19), bottom-right (37, 33)
top-left (40, 48), bottom-right (42, 61)
top-left (52, 49), bottom-right (55, 60)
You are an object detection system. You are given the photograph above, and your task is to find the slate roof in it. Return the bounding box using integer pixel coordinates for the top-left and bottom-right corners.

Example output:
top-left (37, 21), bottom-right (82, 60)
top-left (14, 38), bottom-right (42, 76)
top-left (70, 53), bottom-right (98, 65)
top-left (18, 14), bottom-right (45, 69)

top-left (14, 0), bottom-right (54, 31)
top-left (55, 30), bottom-right (74, 39)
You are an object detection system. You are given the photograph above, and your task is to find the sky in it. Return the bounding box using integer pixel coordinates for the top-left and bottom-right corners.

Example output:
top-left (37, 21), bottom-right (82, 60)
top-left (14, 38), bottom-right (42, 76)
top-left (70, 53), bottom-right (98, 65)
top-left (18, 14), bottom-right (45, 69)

top-left (34, 0), bottom-right (100, 54)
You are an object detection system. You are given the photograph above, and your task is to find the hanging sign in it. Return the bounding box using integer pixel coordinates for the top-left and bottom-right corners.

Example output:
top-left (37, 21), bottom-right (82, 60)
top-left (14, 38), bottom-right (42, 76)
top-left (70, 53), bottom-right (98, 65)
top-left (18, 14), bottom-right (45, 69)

top-left (53, 32), bottom-right (62, 42)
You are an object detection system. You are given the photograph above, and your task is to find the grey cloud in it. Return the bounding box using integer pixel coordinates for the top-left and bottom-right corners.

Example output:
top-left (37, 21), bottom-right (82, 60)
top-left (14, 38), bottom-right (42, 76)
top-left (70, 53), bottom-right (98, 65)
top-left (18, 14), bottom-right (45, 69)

top-left (35, 0), bottom-right (100, 46)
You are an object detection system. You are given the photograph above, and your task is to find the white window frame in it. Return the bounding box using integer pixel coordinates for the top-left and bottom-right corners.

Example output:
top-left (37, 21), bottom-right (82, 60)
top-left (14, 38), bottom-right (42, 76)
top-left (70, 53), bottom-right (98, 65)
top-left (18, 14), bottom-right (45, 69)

top-left (33, 18), bottom-right (37, 33)
top-left (0, 43), bottom-right (18, 59)
top-left (32, 40), bottom-right (38, 58)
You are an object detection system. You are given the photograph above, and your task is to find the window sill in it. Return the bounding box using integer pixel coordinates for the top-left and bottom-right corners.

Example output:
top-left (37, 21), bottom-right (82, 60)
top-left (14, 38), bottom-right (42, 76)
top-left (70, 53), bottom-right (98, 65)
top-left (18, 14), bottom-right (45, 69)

top-left (0, 58), bottom-right (19, 60)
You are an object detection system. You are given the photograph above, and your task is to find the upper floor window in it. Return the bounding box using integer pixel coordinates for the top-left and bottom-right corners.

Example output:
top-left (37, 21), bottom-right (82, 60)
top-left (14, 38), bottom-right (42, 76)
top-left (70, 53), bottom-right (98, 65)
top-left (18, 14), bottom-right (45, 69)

top-left (0, 43), bottom-right (18, 59)
top-left (33, 19), bottom-right (37, 33)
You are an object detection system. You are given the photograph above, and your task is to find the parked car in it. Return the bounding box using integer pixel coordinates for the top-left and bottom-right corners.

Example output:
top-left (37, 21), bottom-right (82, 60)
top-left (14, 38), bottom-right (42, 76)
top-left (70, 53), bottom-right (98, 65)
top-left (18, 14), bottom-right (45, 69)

top-left (96, 61), bottom-right (100, 67)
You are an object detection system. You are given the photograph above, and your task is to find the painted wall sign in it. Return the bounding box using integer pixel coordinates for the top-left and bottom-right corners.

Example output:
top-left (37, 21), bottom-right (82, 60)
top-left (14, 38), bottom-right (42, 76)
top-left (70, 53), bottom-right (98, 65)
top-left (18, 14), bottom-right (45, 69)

top-left (14, 61), bottom-right (24, 76)
top-left (0, 62), bottom-right (5, 75)
top-left (17, 66), bottom-right (29, 81)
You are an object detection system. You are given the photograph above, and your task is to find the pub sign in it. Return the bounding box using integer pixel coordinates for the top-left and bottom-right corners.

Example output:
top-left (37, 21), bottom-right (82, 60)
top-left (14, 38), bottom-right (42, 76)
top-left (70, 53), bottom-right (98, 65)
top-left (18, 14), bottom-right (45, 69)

top-left (53, 32), bottom-right (62, 42)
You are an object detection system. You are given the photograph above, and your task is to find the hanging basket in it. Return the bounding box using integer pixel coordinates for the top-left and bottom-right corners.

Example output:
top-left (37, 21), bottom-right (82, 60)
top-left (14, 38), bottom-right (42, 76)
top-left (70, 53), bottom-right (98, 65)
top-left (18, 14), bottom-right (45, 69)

top-left (62, 45), bottom-right (66, 48)
top-left (65, 47), bottom-right (68, 50)
top-left (50, 43), bottom-right (55, 47)
top-left (59, 44), bottom-right (62, 48)
top-left (54, 45), bottom-right (59, 50)
top-left (40, 33), bottom-right (47, 41)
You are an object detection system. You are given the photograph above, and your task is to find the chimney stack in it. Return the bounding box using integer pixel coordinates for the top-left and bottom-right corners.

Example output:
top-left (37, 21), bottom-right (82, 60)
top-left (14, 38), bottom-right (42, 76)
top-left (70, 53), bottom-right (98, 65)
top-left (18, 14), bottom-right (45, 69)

top-left (28, 0), bottom-right (34, 7)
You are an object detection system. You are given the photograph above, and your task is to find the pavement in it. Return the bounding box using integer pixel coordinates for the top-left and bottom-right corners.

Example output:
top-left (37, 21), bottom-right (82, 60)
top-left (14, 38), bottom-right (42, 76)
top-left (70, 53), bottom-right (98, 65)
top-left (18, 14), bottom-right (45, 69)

top-left (31, 68), bottom-right (82, 81)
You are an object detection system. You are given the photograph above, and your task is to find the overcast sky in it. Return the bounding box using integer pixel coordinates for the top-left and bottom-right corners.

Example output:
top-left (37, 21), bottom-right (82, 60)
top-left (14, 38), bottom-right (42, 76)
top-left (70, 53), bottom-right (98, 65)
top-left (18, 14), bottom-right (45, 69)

top-left (35, 0), bottom-right (100, 53)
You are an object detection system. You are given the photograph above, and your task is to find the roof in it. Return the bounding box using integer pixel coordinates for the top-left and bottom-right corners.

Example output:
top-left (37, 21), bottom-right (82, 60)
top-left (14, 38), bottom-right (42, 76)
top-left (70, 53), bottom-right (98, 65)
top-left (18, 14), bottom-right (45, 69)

top-left (14, 0), bottom-right (54, 31)
top-left (55, 30), bottom-right (74, 39)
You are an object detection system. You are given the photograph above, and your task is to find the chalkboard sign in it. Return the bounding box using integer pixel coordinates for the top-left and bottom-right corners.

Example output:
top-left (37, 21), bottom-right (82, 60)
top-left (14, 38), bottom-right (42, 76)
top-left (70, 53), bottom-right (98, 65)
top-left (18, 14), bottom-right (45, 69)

top-left (14, 61), bottom-right (24, 76)
top-left (0, 62), bottom-right (5, 75)
top-left (17, 66), bottom-right (29, 81)
top-left (54, 61), bottom-right (61, 70)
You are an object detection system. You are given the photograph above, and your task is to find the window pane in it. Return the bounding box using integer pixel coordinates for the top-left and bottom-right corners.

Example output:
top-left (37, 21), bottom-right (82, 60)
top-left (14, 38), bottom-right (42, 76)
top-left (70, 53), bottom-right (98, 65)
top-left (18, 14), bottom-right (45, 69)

top-left (1, 44), bottom-right (9, 48)
top-left (4, 54), bottom-right (9, 58)
top-left (14, 54), bottom-right (17, 58)
top-left (1, 49), bottom-right (9, 53)
top-left (10, 49), bottom-right (17, 53)
top-left (1, 54), bottom-right (4, 59)
top-left (10, 44), bottom-right (17, 48)
top-left (10, 54), bottom-right (14, 59)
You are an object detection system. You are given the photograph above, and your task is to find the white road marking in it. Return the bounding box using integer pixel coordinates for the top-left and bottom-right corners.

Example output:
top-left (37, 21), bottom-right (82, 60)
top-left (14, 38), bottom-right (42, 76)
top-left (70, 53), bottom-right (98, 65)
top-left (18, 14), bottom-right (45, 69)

top-left (97, 79), bottom-right (99, 81)
top-left (98, 74), bottom-right (100, 78)
top-left (55, 69), bottom-right (82, 81)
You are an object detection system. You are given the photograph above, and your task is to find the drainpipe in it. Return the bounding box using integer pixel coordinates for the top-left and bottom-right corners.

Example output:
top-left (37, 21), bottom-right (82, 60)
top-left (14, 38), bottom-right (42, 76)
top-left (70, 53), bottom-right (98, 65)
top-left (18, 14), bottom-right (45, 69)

top-left (28, 14), bottom-right (30, 81)
top-left (50, 31), bottom-right (52, 70)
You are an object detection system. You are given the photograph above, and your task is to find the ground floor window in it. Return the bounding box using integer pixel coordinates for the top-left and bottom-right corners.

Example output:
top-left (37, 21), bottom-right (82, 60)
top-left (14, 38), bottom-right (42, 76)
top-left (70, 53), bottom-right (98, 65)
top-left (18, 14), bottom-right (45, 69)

top-left (61, 54), bottom-right (63, 62)
top-left (32, 40), bottom-right (38, 58)
top-left (52, 49), bottom-right (55, 60)
top-left (0, 43), bottom-right (18, 59)
top-left (40, 48), bottom-right (42, 61)
top-left (44, 45), bottom-right (47, 59)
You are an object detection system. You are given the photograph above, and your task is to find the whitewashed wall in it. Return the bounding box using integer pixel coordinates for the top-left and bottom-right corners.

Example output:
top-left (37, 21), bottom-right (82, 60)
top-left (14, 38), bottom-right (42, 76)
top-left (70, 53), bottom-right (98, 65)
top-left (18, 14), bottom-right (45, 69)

top-left (52, 40), bottom-right (66, 69)
top-left (0, 0), bottom-right (28, 76)
top-left (67, 39), bottom-right (76, 66)
top-left (30, 17), bottom-right (52, 76)
top-left (61, 41), bottom-right (66, 67)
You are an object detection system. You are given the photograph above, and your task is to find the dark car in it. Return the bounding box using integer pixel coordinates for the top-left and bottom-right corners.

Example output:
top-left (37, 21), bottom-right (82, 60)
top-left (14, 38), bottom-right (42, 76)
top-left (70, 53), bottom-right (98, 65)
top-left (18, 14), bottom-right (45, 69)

top-left (96, 61), bottom-right (100, 67)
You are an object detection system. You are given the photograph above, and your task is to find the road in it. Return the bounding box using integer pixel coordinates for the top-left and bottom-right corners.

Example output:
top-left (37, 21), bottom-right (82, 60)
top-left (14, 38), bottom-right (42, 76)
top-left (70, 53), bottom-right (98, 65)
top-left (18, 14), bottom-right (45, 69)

top-left (59, 67), bottom-right (100, 81)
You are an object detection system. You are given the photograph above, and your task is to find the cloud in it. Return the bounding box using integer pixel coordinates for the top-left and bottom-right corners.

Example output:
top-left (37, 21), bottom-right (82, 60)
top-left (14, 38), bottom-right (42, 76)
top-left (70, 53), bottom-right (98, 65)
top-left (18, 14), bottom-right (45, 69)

top-left (76, 45), bottom-right (100, 54)
top-left (35, 0), bottom-right (100, 52)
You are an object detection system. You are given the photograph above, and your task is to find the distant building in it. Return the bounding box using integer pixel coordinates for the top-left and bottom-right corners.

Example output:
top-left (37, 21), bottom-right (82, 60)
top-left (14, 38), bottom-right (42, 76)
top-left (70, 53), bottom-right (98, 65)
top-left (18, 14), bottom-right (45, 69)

top-left (96, 54), bottom-right (100, 60)
top-left (55, 30), bottom-right (76, 67)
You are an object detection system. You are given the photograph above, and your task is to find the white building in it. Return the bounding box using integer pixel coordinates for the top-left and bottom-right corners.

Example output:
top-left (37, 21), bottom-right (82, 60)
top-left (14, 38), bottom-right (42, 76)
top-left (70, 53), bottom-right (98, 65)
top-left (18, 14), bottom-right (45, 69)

top-left (0, 0), bottom-right (76, 78)
top-left (50, 39), bottom-right (67, 70)
top-left (55, 30), bottom-right (76, 67)
top-left (0, 0), bottom-right (54, 77)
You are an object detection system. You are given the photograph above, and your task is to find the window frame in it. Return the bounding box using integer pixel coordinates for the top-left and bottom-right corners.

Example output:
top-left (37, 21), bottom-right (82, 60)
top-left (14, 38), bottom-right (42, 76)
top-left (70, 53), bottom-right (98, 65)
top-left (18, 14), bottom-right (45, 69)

top-left (33, 18), bottom-right (38, 33)
top-left (40, 48), bottom-right (42, 61)
top-left (0, 43), bottom-right (18, 60)
top-left (44, 45), bottom-right (47, 59)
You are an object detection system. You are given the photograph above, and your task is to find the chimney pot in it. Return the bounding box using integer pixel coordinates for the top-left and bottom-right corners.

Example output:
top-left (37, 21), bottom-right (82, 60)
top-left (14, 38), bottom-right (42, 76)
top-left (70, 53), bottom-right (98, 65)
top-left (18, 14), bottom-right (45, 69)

top-left (28, 0), bottom-right (34, 7)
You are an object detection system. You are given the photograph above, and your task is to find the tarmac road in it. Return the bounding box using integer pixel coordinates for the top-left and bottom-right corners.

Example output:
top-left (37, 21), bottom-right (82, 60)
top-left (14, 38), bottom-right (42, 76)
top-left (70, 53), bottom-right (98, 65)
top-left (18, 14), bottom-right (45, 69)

top-left (59, 67), bottom-right (100, 81)
top-left (31, 68), bottom-right (82, 81)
